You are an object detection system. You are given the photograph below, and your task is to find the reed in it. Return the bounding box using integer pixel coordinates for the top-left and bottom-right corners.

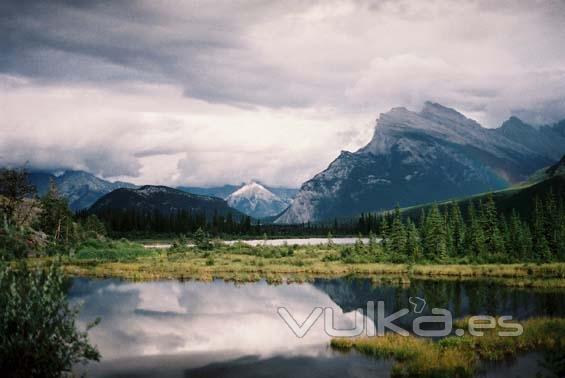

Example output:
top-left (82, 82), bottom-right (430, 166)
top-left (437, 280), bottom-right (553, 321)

top-left (331, 317), bottom-right (565, 378)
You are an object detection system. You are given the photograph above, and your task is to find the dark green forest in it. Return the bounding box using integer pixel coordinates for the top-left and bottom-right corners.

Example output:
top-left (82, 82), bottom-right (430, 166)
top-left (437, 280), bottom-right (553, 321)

top-left (354, 189), bottom-right (565, 263)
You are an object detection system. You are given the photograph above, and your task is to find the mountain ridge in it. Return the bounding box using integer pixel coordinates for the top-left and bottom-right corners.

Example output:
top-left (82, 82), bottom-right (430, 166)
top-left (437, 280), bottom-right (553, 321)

top-left (28, 170), bottom-right (136, 211)
top-left (276, 102), bottom-right (565, 224)
top-left (89, 185), bottom-right (245, 220)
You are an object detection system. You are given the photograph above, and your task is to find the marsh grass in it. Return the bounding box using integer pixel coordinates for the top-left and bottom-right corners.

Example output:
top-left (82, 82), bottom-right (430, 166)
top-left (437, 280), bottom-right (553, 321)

top-left (24, 241), bottom-right (565, 286)
top-left (331, 317), bottom-right (565, 378)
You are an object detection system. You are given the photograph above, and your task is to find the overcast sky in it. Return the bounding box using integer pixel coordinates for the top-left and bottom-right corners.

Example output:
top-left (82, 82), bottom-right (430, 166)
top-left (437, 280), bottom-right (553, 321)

top-left (1, 0), bottom-right (565, 187)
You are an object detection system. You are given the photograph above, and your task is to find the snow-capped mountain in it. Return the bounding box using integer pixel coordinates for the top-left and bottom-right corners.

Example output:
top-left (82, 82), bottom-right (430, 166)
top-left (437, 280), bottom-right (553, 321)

top-left (226, 181), bottom-right (289, 218)
top-left (28, 170), bottom-right (136, 211)
top-left (276, 102), bottom-right (565, 224)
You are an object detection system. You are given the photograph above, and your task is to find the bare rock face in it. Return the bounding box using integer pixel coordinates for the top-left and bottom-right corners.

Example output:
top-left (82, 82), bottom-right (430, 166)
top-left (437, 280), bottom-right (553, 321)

top-left (276, 102), bottom-right (565, 224)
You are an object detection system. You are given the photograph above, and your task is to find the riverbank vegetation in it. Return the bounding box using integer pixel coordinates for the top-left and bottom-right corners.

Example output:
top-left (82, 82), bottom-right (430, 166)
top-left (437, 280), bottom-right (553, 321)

top-left (2, 167), bottom-right (565, 285)
top-left (23, 239), bottom-right (565, 287)
top-left (331, 317), bottom-right (565, 378)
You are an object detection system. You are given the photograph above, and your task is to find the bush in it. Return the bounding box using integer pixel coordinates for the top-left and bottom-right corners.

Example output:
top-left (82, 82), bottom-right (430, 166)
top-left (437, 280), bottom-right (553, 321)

top-left (0, 262), bottom-right (100, 377)
top-left (74, 238), bottom-right (153, 261)
top-left (193, 228), bottom-right (212, 250)
top-left (0, 227), bottom-right (43, 260)
top-left (169, 234), bottom-right (190, 253)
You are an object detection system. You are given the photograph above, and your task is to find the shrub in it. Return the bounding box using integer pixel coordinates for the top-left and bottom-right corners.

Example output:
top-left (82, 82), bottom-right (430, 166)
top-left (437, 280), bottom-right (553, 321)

top-left (74, 238), bottom-right (153, 261)
top-left (0, 227), bottom-right (32, 260)
top-left (169, 234), bottom-right (190, 252)
top-left (193, 228), bottom-right (212, 250)
top-left (0, 262), bottom-right (100, 377)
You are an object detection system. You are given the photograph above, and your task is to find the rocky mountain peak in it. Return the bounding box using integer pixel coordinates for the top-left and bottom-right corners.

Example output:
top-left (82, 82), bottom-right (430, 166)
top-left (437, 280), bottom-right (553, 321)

top-left (361, 102), bottom-right (481, 156)
top-left (276, 103), bottom-right (564, 224)
top-left (226, 181), bottom-right (288, 219)
top-left (229, 181), bottom-right (276, 200)
top-left (420, 101), bottom-right (480, 128)
top-left (500, 116), bottom-right (531, 130)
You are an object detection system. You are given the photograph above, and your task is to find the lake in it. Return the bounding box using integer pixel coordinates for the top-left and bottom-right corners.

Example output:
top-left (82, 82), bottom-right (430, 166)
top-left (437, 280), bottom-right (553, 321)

top-left (71, 277), bottom-right (565, 377)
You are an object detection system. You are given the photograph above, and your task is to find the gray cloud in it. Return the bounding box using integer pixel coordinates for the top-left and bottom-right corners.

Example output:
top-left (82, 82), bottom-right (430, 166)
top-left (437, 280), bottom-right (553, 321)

top-left (1, 0), bottom-right (565, 185)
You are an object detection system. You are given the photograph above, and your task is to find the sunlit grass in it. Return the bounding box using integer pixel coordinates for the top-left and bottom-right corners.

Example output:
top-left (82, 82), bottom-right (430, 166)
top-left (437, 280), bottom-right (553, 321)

top-left (332, 317), bottom-right (565, 378)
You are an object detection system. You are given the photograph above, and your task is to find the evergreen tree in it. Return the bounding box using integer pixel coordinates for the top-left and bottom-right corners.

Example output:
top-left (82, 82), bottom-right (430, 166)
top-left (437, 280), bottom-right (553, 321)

top-left (368, 231), bottom-right (381, 259)
top-left (389, 206), bottom-right (406, 257)
top-left (480, 194), bottom-right (505, 257)
top-left (464, 201), bottom-right (486, 260)
top-left (380, 216), bottom-right (391, 255)
top-left (544, 189), bottom-right (559, 256)
top-left (405, 218), bottom-right (422, 262)
top-left (423, 204), bottom-right (447, 260)
top-left (449, 202), bottom-right (465, 257)
top-left (532, 196), bottom-right (552, 260)
top-left (508, 210), bottom-right (525, 259)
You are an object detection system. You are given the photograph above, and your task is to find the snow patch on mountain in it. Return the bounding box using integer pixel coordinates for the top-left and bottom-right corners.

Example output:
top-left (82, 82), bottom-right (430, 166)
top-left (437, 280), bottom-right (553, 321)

top-left (226, 181), bottom-right (289, 218)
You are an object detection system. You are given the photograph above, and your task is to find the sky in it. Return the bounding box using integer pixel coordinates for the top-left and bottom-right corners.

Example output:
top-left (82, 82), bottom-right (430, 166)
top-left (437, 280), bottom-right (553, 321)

top-left (1, 0), bottom-right (565, 187)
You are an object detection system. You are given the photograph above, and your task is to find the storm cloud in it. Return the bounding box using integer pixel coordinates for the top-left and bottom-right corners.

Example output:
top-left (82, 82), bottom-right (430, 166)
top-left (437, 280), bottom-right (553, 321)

top-left (1, 0), bottom-right (565, 186)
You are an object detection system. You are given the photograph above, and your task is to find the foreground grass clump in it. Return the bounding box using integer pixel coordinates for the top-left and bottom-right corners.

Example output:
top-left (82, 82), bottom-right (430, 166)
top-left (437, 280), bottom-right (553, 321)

top-left (331, 334), bottom-right (475, 377)
top-left (331, 317), bottom-right (565, 378)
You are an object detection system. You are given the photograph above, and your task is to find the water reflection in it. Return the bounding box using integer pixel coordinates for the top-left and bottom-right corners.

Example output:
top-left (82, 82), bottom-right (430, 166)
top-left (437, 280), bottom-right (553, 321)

top-left (70, 279), bottom-right (365, 362)
top-left (315, 278), bottom-right (565, 324)
top-left (70, 278), bottom-right (565, 377)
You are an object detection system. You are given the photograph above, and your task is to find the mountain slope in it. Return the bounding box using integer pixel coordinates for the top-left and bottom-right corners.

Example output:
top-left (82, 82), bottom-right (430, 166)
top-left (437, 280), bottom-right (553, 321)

top-left (402, 156), bottom-right (565, 222)
top-left (28, 170), bottom-right (136, 211)
top-left (89, 185), bottom-right (244, 219)
top-left (177, 185), bottom-right (240, 200)
top-left (178, 184), bottom-right (298, 202)
top-left (226, 182), bottom-right (289, 218)
top-left (276, 102), bottom-right (565, 224)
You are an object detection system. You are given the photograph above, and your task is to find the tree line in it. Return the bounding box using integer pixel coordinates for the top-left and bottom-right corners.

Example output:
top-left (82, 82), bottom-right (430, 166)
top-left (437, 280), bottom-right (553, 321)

top-left (372, 191), bottom-right (565, 263)
top-left (86, 207), bottom-right (365, 238)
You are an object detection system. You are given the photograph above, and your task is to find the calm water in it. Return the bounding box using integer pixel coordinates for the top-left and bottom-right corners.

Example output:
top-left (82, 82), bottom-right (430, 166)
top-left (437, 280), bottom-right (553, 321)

top-left (70, 278), bottom-right (565, 377)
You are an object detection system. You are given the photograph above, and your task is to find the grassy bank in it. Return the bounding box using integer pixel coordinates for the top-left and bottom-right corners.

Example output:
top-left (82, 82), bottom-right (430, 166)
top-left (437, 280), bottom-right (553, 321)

top-left (331, 317), bottom-right (565, 378)
top-left (22, 239), bottom-right (565, 287)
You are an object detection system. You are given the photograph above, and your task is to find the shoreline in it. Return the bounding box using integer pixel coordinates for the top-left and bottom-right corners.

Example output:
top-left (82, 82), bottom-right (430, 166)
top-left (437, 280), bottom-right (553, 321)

top-left (27, 258), bottom-right (565, 288)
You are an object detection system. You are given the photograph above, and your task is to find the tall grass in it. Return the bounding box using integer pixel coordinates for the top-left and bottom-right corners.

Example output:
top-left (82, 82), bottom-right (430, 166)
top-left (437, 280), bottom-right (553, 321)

top-left (331, 317), bottom-right (565, 378)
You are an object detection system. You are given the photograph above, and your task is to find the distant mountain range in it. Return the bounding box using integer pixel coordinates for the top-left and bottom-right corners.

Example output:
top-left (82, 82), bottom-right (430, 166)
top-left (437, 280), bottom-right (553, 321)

top-left (24, 169), bottom-right (297, 218)
top-left (178, 183), bottom-right (298, 219)
top-left (28, 170), bottom-right (136, 211)
top-left (276, 102), bottom-right (565, 224)
top-left (89, 185), bottom-right (245, 220)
